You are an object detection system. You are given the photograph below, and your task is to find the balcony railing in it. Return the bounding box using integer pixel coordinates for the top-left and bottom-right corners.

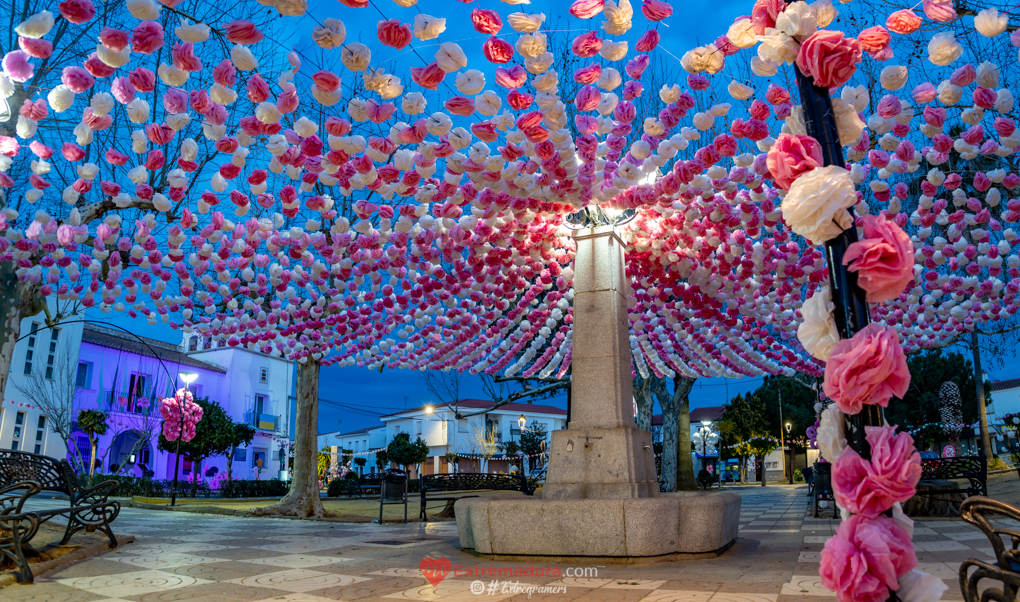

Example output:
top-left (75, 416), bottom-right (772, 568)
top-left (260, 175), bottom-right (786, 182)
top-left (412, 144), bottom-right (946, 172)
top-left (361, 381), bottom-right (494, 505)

top-left (246, 411), bottom-right (283, 433)
top-left (103, 395), bottom-right (157, 416)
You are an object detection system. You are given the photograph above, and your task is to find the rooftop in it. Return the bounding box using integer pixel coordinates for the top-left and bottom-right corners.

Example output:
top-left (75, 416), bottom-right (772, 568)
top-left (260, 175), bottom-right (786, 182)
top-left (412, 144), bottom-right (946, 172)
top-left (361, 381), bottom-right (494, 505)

top-left (382, 398), bottom-right (567, 419)
top-left (651, 405), bottom-right (726, 426)
top-left (81, 323), bottom-right (226, 374)
top-left (992, 378), bottom-right (1020, 392)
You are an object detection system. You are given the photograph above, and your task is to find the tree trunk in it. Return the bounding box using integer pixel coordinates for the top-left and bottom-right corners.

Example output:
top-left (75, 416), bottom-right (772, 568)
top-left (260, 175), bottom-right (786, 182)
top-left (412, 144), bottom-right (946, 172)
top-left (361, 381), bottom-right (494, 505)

top-left (673, 377), bottom-right (698, 492)
top-left (972, 332), bottom-right (994, 459)
top-left (634, 373), bottom-right (655, 432)
top-left (655, 379), bottom-right (679, 492)
top-left (0, 265), bottom-right (25, 405)
top-left (89, 435), bottom-right (98, 477)
top-left (256, 358), bottom-right (325, 518)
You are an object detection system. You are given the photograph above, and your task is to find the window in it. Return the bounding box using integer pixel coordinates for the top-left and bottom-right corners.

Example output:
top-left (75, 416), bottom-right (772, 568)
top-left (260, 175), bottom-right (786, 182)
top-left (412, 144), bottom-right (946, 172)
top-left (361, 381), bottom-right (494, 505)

top-left (259, 366), bottom-right (268, 384)
top-left (23, 323), bottom-right (39, 376)
top-left (44, 328), bottom-right (59, 379)
top-left (183, 459), bottom-right (192, 475)
top-left (127, 373), bottom-right (147, 412)
top-left (234, 447), bottom-right (247, 462)
top-left (189, 384), bottom-right (203, 399)
top-left (138, 448), bottom-right (151, 464)
top-left (11, 412), bottom-right (26, 450)
top-left (75, 433), bottom-right (91, 469)
top-left (34, 415), bottom-right (46, 454)
top-left (75, 362), bottom-right (91, 388)
top-left (252, 448), bottom-right (267, 468)
top-left (188, 336), bottom-right (198, 351)
top-left (254, 394), bottom-right (266, 416)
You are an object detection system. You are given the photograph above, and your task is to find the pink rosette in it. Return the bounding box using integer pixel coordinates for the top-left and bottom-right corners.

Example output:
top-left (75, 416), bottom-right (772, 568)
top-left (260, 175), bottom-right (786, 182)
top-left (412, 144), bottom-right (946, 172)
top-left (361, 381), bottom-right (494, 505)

top-left (377, 19), bottom-right (411, 50)
top-left (858, 26), bottom-right (890, 54)
top-left (641, 0), bottom-right (673, 21)
top-left (571, 31), bottom-right (603, 58)
top-left (410, 62), bottom-right (445, 90)
top-left (569, 0), bottom-right (604, 19)
top-left (470, 8), bottom-right (502, 34)
top-left (482, 37), bottom-right (514, 63)
top-left (823, 323), bottom-right (910, 415)
top-left (923, 0), bottom-right (956, 23)
top-left (766, 133), bottom-right (822, 190)
top-left (843, 214), bottom-right (914, 303)
top-left (820, 514), bottom-right (917, 602)
top-left (224, 20), bottom-right (264, 44)
top-left (886, 9), bottom-right (922, 34)
top-left (796, 30), bottom-right (862, 89)
top-left (132, 21), bottom-right (165, 55)
top-left (58, 0), bottom-right (95, 24)
top-left (832, 426), bottom-right (921, 517)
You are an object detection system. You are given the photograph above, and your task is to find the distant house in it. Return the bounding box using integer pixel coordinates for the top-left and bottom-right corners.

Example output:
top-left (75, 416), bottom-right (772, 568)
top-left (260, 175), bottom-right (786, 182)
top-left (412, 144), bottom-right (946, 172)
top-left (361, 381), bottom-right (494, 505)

top-left (319, 399), bottom-right (567, 479)
top-left (649, 405), bottom-right (726, 445)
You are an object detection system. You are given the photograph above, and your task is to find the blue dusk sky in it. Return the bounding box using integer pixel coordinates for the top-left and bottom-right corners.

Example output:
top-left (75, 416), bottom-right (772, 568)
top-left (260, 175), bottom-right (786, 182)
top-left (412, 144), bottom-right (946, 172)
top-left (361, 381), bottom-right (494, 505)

top-left (67, 0), bottom-right (1020, 436)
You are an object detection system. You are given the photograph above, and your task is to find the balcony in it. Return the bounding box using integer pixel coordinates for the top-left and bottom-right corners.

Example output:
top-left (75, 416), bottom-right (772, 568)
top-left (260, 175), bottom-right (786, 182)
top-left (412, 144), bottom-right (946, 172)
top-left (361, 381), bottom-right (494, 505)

top-left (246, 411), bottom-right (283, 434)
top-left (103, 394), bottom-right (157, 417)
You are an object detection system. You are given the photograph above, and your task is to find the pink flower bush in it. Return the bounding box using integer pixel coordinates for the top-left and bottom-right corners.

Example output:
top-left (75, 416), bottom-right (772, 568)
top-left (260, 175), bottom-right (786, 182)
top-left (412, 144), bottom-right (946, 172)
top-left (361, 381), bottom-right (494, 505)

top-left (823, 323), bottom-right (910, 415)
top-left (796, 30), bottom-right (862, 89)
top-left (833, 426), bottom-right (921, 517)
top-left (843, 215), bottom-right (915, 303)
top-left (766, 133), bottom-right (822, 190)
top-left (820, 514), bottom-right (917, 602)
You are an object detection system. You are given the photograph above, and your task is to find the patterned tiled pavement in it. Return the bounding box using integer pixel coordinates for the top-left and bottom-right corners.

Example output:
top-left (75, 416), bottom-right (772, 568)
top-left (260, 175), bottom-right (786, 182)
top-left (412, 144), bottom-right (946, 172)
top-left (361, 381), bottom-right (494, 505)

top-left (5, 485), bottom-right (998, 601)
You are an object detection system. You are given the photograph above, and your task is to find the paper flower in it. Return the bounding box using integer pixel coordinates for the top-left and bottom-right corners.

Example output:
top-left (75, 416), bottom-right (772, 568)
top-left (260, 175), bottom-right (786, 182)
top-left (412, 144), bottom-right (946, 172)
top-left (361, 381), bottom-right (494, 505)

top-left (823, 323), bottom-right (910, 415)
top-left (820, 514), bottom-right (917, 602)
top-left (844, 215), bottom-right (915, 303)
top-left (833, 426), bottom-right (921, 517)
top-left (767, 133), bottom-right (822, 190)
top-left (796, 30), bottom-right (862, 89)
top-left (798, 286), bottom-right (839, 361)
top-left (928, 32), bottom-right (962, 66)
top-left (781, 165), bottom-right (857, 246)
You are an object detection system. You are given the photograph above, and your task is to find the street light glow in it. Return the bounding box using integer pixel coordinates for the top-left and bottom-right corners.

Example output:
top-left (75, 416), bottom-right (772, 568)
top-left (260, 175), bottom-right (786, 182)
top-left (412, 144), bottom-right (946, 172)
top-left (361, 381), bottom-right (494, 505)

top-left (179, 372), bottom-right (199, 384)
top-left (425, 405), bottom-right (433, 414)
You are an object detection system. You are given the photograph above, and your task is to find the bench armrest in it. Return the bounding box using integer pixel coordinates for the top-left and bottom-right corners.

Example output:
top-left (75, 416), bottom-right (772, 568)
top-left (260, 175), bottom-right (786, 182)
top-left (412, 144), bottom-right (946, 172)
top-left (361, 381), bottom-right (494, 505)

top-left (73, 479), bottom-right (120, 506)
top-left (0, 481), bottom-right (43, 516)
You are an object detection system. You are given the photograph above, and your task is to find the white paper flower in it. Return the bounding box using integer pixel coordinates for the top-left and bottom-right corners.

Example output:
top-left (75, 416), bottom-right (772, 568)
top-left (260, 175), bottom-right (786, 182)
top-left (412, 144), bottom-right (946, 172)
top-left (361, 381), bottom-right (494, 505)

top-left (928, 32), bottom-right (963, 67)
top-left (840, 84), bottom-right (869, 112)
top-left (727, 80), bottom-right (754, 100)
top-left (898, 571), bottom-right (948, 602)
top-left (126, 0), bottom-right (160, 20)
top-left (602, 0), bottom-right (632, 35)
top-left (507, 12), bottom-right (545, 33)
top-left (811, 0), bottom-right (837, 28)
top-left (341, 43), bottom-right (371, 72)
top-left (758, 30), bottom-right (799, 65)
top-left (996, 88), bottom-right (1015, 113)
top-left (312, 18), bottom-right (346, 49)
top-left (817, 404), bottom-right (847, 462)
top-left (832, 98), bottom-right (865, 146)
top-left (525, 53), bottom-right (554, 74)
top-left (15, 11), bottom-right (54, 39)
top-left (230, 45), bottom-right (259, 71)
top-left (659, 84), bottom-right (682, 104)
top-left (726, 18), bottom-right (757, 49)
top-left (880, 65), bottom-right (908, 91)
top-left (599, 40), bottom-right (628, 62)
top-left (435, 42), bottom-right (468, 73)
top-left (937, 81), bottom-right (962, 105)
top-left (750, 56), bottom-right (779, 77)
top-left (413, 14), bottom-right (446, 40)
top-left (597, 68), bottom-right (622, 91)
top-left (516, 33), bottom-right (547, 59)
top-left (47, 85), bottom-right (74, 113)
top-left (975, 8), bottom-right (1008, 38)
top-left (176, 20), bottom-right (210, 43)
top-left (402, 92), bottom-right (426, 114)
top-left (775, 1), bottom-right (817, 40)
top-left (798, 287), bottom-right (839, 360)
top-left (682, 45), bottom-right (724, 74)
top-left (976, 61), bottom-right (1001, 89)
top-left (781, 165), bottom-right (856, 246)
top-left (126, 98), bottom-right (150, 123)
top-left (456, 70), bottom-right (485, 95)
top-left (158, 62), bottom-right (190, 86)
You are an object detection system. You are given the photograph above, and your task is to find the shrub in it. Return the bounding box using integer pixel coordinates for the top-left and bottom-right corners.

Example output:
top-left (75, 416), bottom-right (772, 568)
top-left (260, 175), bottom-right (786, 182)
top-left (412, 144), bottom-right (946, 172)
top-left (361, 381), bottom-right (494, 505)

top-left (220, 478), bottom-right (288, 498)
top-left (793, 469), bottom-right (805, 483)
top-left (344, 471), bottom-right (360, 480)
top-left (327, 477), bottom-right (351, 498)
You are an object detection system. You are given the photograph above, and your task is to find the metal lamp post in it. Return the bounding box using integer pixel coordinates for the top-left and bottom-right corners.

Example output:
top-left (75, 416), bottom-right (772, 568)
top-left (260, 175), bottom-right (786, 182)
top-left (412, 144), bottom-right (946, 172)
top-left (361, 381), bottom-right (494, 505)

top-left (786, 422), bottom-right (793, 485)
top-left (170, 372), bottom-right (198, 507)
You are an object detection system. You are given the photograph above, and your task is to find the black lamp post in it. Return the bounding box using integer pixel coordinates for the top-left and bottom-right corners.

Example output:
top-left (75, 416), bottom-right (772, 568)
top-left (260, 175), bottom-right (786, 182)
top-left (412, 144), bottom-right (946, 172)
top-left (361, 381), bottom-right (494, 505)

top-left (786, 422), bottom-right (793, 485)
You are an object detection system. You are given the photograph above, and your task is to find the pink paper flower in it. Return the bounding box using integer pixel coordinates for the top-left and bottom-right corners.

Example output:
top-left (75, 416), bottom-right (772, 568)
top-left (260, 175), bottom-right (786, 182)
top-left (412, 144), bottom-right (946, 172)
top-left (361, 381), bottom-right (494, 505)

top-left (410, 62), bottom-right (445, 90)
top-left (99, 27), bottom-right (130, 52)
top-left (470, 8), bottom-right (502, 34)
top-left (571, 31), bottom-right (603, 58)
top-left (2, 50), bottom-right (34, 83)
top-left (636, 30), bottom-right (660, 52)
top-left (751, 0), bottom-right (786, 35)
top-left (573, 64), bottom-right (601, 85)
top-left (377, 19), bottom-right (411, 49)
top-left (171, 42), bottom-right (203, 72)
top-left (129, 67), bottom-right (156, 92)
top-left (58, 0), bottom-right (96, 24)
top-left (833, 426), bottom-right (921, 517)
top-left (224, 20), bottom-right (264, 44)
top-left (132, 21), bottom-right (165, 55)
top-left (923, 0), bottom-right (956, 23)
top-left (823, 323), bottom-right (910, 415)
top-left (569, 0), bottom-right (604, 19)
top-left (19, 37), bottom-right (52, 59)
top-left (766, 133), bottom-right (822, 190)
top-left (886, 10), bottom-right (922, 34)
top-left (858, 26), bottom-right (890, 53)
top-left (843, 215), bottom-right (914, 303)
top-left (641, 0), bottom-right (673, 21)
top-left (820, 514), bottom-right (917, 602)
top-left (482, 37), bottom-right (514, 63)
top-left (796, 30), bottom-right (862, 89)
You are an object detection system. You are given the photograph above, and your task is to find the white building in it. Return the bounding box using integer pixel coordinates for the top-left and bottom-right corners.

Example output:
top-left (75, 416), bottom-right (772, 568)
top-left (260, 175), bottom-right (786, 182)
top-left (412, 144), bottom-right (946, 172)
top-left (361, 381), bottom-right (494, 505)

top-left (319, 399), bottom-right (567, 478)
top-left (1, 315), bottom-right (295, 483)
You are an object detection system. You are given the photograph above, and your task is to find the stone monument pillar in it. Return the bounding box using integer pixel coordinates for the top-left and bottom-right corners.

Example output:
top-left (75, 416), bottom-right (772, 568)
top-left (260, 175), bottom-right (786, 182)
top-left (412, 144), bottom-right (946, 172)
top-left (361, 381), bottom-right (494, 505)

top-left (542, 225), bottom-right (660, 499)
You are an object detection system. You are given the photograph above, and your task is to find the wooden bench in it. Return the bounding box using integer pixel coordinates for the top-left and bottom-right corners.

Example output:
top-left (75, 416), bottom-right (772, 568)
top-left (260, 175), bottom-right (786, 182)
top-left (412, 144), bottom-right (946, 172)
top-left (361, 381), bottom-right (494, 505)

top-left (0, 450), bottom-right (121, 583)
top-left (420, 473), bottom-right (533, 520)
top-left (959, 496), bottom-right (1020, 602)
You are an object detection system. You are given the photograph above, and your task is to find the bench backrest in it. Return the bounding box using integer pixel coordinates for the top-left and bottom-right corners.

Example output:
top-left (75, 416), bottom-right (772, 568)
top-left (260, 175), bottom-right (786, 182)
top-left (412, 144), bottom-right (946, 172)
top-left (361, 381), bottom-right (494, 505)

top-left (921, 455), bottom-right (987, 481)
top-left (422, 472), bottom-right (530, 495)
top-left (0, 450), bottom-right (77, 496)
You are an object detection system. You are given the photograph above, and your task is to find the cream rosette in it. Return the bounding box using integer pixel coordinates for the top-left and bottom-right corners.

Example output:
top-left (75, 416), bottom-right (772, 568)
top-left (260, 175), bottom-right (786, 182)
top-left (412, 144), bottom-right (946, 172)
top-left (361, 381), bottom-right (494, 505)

top-left (781, 165), bottom-right (856, 246)
top-left (817, 404), bottom-right (847, 462)
top-left (832, 98), bottom-right (865, 146)
top-left (928, 32), bottom-right (962, 66)
top-left (797, 286), bottom-right (839, 361)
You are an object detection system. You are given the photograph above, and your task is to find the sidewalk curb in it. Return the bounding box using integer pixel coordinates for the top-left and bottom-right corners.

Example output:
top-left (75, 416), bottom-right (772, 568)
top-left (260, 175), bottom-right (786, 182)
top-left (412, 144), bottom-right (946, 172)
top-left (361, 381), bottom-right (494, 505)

top-left (0, 534), bottom-right (135, 589)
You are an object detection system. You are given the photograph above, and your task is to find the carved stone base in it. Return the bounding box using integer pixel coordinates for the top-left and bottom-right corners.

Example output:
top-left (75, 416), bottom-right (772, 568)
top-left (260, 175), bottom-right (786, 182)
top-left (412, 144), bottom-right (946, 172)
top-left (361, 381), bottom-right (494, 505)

top-left (542, 427), bottom-right (659, 500)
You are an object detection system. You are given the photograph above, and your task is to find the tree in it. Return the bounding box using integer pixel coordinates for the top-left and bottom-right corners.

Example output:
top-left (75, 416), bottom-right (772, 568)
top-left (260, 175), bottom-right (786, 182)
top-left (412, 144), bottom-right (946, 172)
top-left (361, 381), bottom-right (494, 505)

top-left (443, 452), bottom-right (460, 473)
top-left (470, 424), bottom-right (500, 473)
top-left (885, 351), bottom-right (987, 432)
top-left (745, 436), bottom-right (781, 487)
top-left (76, 409), bottom-right (108, 477)
top-left (633, 373), bottom-right (657, 432)
top-left (353, 456), bottom-right (366, 475)
top-left (317, 447), bottom-right (331, 483)
top-left (224, 421), bottom-right (256, 482)
top-left (519, 421), bottom-right (548, 472)
top-left (501, 440), bottom-right (521, 471)
top-left (157, 396), bottom-right (232, 485)
top-left (654, 376), bottom-right (698, 492)
top-left (375, 450), bottom-right (389, 469)
top-left (386, 432), bottom-right (429, 473)
top-left (720, 393), bottom-right (768, 483)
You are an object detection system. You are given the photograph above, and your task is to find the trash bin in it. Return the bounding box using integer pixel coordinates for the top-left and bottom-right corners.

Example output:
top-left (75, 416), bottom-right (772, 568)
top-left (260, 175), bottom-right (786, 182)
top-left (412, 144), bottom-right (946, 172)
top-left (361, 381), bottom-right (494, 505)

top-left (379, 469), bottom-right (408, 523)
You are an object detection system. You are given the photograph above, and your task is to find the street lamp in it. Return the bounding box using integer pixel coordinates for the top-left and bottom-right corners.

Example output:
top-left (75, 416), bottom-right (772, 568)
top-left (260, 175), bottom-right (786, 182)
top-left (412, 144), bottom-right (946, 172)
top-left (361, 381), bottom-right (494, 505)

top-left (171, 372), bottom-right (198, 507)
top-left (692, 421), bottom-right (719, 485)
top-left (518, 414), bottom-right (527, 433)
top-left (425, 405), bottom-right (433, 415)
top-left (785, 422), bottom-right (793, 485)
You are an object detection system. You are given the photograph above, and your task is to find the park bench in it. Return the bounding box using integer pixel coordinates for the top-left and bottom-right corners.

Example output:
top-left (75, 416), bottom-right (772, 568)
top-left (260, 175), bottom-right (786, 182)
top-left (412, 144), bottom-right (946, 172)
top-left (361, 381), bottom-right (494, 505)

top-left (420, 472), bottom-right (533, 520)
top-left (959, 496), bottom-right (1020, 602)
top-left (0, 450), bottom-right (121, 583)
top-left (919, 455), bottom-right (987, 498)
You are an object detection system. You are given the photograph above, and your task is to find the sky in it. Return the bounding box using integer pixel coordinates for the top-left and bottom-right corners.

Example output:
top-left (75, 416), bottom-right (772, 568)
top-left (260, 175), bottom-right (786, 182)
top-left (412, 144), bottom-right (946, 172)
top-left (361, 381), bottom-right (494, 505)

top-left (63, 0), bottom-right (1020, 437)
